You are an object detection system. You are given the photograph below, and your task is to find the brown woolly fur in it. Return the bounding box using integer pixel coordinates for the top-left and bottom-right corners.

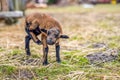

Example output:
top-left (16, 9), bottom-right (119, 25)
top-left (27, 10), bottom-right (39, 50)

top-left (26, 13), bottom-right (63, 34)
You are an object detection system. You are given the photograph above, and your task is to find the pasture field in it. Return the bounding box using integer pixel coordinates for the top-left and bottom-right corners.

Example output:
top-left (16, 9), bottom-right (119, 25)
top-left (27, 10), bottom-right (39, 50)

top-left (0, 4), bottom-right (120, 80)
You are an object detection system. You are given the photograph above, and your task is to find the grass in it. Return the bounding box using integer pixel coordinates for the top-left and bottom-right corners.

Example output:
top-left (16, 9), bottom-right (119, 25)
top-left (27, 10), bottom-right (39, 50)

top-left (26, 4), bottom-right (120, 14)
top-left (34, 64), bottom-right (73, 79)
top-left (0, 65), bottom-right (16, 76)
top-left (10, 49), bottom-right (23, 55)
top-left (0, 4), bottom-right (120, 80)
top-left (0, 47), bottom-right (4, 52)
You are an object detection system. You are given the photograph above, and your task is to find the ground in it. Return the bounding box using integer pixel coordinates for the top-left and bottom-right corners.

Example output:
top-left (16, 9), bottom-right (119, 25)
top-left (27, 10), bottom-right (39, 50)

top-left (0, 4), bottom-right (120, 80)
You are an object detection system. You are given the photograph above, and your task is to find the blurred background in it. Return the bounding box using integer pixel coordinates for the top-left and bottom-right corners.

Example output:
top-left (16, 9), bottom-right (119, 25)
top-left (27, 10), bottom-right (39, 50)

top-left (0, 0), bottom-right (120, 24)
top-left (0, 0), bottom-right (120, 80)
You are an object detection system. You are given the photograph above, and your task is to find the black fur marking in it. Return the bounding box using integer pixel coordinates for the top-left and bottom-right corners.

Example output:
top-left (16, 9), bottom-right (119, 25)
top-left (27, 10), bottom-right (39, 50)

top-left (26, 22), bottom-right (32, 27)
top-left (29, 30), bottom-right (34, 32)
top-left (25, 26), bottom-right (41, 44)
top-left (26, 21), bottom-right (41, 35)
top-left (25, 27), bottom-right (31, 37)
top-left (56, 45), bottom-right (61, 63)
top-left (25, 35), bottom-right (31, 55)
top-left (41, 29), bottom-right (47, 33)
top-left (33, 26), bottom-right (41, 35)
top-left (60, 35), bottom-right (69, 39)
top-left (36, 40), bottom-right (42, 45)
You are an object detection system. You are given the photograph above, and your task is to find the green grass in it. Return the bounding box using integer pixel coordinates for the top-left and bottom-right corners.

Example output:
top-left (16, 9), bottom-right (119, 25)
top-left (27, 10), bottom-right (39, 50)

top-left (0, 47), bottom-right (4, 52)
top-left (34, 64), bottom-right (73, 79)
top-left (0, 49), bottom-right (120, 79)
top-left (0, 65), bottom-right (16, 75)
top-left (70, 36), bottom-right (84, 41)
top-left (10, 49), bottom-right (23, 56)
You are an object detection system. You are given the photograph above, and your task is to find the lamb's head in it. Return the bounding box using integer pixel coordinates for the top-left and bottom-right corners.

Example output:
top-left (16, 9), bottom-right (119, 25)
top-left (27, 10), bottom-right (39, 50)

top-left (46, 27), bottom-right (69, 45)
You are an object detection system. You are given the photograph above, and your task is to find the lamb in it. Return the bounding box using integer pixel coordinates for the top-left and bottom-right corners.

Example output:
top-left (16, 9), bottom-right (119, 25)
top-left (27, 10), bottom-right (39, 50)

top-left (25, 13), bottom-right (69, 65)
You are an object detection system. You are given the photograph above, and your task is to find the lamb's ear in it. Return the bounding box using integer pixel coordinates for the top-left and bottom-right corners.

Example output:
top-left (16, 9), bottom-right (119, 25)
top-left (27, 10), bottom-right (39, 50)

top-left (60, 35), bottom-right (69, 39)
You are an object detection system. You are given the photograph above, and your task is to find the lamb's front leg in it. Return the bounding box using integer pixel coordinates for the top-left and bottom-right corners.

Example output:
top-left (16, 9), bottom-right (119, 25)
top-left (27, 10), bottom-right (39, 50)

top-left (29, 32), bottom-right (42, 45)
top-left (42, 35), bottom-right (49, 65)
top-left (25, 27), bottom-right (41, 55)
top-left (43, 46), bottom-right (49, 65)
top-left (25, 35), bottom-right (31, 55)
top-left (55, 42), bottom-right (61, 63)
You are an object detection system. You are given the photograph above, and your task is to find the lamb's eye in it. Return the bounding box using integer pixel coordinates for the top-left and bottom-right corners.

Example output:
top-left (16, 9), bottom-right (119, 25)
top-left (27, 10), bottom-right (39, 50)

top-left (55, 34), bottom-right (59, 38)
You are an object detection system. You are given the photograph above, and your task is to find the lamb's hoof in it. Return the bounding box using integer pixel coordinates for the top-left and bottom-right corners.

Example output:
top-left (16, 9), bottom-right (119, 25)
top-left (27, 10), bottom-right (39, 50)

top-left (57, 60), bottom-right (61, 63)
top-left (26, 52), bottom-right (31, 56)
top-left (26, 54), bottom-right (31, 56)
top-left (43, 62), bottom-right (49, 66)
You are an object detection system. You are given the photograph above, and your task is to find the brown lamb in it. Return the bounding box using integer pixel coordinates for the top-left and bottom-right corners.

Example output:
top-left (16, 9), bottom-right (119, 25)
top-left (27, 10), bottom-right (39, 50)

top-left (25, 13), bottom-right (69, 65)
